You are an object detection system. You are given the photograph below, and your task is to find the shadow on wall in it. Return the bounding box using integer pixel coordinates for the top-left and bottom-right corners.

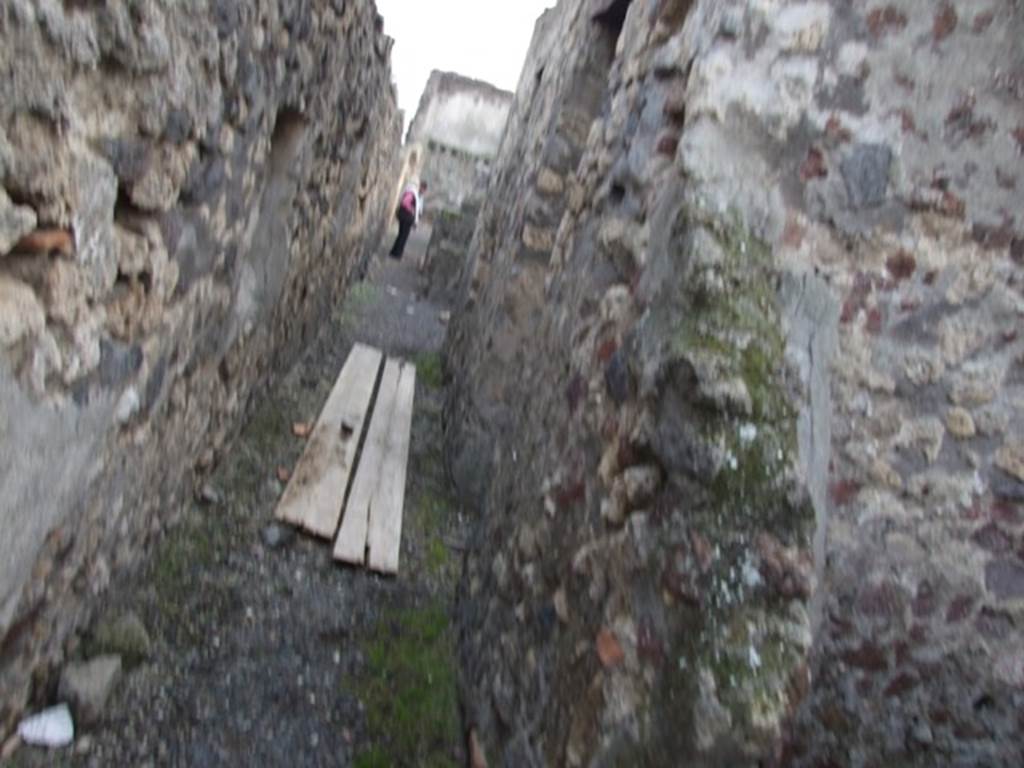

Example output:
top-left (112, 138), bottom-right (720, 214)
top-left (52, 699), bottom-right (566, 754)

top-left (234, 108), bottom-right (308, 335)
top-left (268, 108), bottom-right (308, 177)
top-left (594, 0), bottom-right (632, 35)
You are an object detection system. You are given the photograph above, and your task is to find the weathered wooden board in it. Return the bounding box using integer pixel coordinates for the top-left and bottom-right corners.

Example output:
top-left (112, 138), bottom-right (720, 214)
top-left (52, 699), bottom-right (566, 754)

top-left (333, 358), bottom-right (402, 565)
top-left (365, 361), bottom-right (416, 574)
top-left (275, 343), bottom-right (383, 539)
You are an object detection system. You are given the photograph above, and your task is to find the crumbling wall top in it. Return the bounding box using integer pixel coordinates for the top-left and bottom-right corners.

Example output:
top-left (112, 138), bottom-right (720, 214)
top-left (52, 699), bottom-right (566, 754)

top-left (406, 70), bottom-right (513, 158)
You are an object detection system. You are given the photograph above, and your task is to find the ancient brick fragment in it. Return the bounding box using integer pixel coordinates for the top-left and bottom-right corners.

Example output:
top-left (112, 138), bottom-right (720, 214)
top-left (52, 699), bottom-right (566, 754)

top-left (825, 114), bottom-right (853, 143)
top-left (857, 581), bottom-right (906, 620)
top-left (933, 4), bottom-right (958, 43)
top-left (800, 147), bottom-right (828, 181)
top-left (973, 11), bottom-right (996, 33)
top-left (656, 134), bottom-right (679, 156)
top-left (829, 478), bottom-right (861, 505)
top-left (973, 524), bottom-right (1012, 554)
top-left (756, 533), bottom-right (814, 600)
top-left (866, 6), bottom-right (908, 38)
top-left (13, 228), bottom-right (74, 257)
top-left (946, 593), bottom-right (978, 626)
top-left (886, 250), bottom-right (916, 281)
top-left (596, 629), bottom-right (625, 668)
top-left (884, 673), bottom-right (919, 698)
top-left (1012, 126), bottom-right (1024, 152)
top-left (843, 642), bottom-right (889, 672)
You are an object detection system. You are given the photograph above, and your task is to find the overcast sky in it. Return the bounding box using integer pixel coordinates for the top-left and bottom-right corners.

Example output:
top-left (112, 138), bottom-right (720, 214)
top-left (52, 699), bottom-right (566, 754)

top-left (375, 0), bottom-right (556, 133)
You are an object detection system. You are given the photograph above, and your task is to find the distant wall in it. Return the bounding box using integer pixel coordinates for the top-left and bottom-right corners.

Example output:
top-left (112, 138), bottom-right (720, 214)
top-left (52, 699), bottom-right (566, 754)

top-left (404, 71), bottom-right (513, 212)
top-left (0, 0), bottom-right (400, 736)
top-left (419, 143), bottom-right (494, 217)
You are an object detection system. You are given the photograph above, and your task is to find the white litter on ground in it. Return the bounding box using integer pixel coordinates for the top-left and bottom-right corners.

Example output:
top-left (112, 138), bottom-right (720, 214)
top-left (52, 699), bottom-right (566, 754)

top-left (17, 704), bottom-right (74, 748)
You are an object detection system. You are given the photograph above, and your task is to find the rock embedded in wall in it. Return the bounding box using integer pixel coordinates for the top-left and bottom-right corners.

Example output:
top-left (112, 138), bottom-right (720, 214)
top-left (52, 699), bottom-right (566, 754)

top-left (447, 0), bottom-right (1023, 766)
top-left (0, 0), bottom-right (400, 738)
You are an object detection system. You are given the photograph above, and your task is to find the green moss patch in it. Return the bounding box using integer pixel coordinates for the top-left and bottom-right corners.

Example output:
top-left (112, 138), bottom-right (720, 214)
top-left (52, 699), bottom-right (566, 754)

top-left (672, 213), bottom-right (792, 425)
top-left (650, 207), bottom-right (816, 755)
top-left (149, 509), bottom-right (239, 646)
top-left (86, 612), bottom-right (152, 667)
top-left (705, 606), bottom-right (812, 751)
top-left (354, 603), bottom-right (460, 767)
top-left (152, 516), bottom-right (219, 600)
top-left (410, 488), bottom-right (455, 581)
top-left (669, 210), bottom-right (804, 533)
top-left (337, 281), bottom-right (380, 328)
top-left (414, 351), bottom-right (444, 390)
top-left (348, 281), bottom-right (379, 306)
top-left (244, 398), bottom-right (291, 458)
top-left (425, 537), bottom-right (450, 578)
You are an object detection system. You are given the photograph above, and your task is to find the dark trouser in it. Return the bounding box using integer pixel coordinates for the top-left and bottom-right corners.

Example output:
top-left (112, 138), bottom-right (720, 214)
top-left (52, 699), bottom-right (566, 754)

top-left (389, 207), bottom-right (415, 258)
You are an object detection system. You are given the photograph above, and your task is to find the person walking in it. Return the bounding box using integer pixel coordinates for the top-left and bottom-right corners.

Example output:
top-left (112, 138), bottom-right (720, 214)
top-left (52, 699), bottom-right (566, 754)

top-left (389, 179), bottom-right (427, 260)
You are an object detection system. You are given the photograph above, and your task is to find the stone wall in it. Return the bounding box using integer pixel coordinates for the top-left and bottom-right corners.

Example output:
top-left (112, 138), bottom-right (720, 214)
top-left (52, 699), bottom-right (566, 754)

top-left (418, 143), bottom-right (494, 216)
top-left (446, 0), bottom-right (1023, 766)
top-left (447, 0), bottom-right (823, 763)
top-left (0, 0), bottom-right (400, 736)
top-left (782, 2), bottom-right (1024, 764)
top-left (403, 71), bottom-right (513, 213)
top-left (423, 202), bottom-right (481, 304)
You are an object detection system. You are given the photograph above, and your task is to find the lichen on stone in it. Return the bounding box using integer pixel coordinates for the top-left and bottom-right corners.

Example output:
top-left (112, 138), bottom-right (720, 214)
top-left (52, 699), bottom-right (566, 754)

top-left (651, 206), bottom-right (814, 760)
top-left (671, 210), bottom-right (793, 425)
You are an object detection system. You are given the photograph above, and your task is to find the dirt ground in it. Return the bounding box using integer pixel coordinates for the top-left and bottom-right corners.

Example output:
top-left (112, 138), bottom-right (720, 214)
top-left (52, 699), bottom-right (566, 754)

top-left (7, 225), bottom-right (470, 768)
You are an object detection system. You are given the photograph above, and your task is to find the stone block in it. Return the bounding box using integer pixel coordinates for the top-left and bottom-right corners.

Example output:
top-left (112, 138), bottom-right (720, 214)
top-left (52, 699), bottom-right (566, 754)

top-left (986, 559), bottom-right (1024, 602)
top-left (840, 144), bottom-right (892, 209)
top-left (946, 407), bottom-right (976, 439)
top-left (98, 137), bottom-right (152, 186)
top-left (89, 611), bottom-right (151, 667)
top-left (71, 153), bottom-right (119, 293)
top-left (0, 275), bottom-right (45, 347)
top-left (535, 167), bottom-right (564, 196)
top-left (128, 143), bottom-right (197, 212)
top-left (0, 190), bottom-right (37, 256)
top-left (996, 442), bottom-right (1024, 483)
top-left (58, 655), bottom-right (122, 725)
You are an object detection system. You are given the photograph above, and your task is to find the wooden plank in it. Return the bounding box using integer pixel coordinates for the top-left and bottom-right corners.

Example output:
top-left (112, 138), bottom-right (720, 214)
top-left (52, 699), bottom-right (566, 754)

top-left (275, 343), bottom-right (383, 538)
top-left (366, 360), bottom-right (416, 575)
top-left (275, 343), bottom-right (382, 535)
top-left (333, 358), bottom-right (402, 565)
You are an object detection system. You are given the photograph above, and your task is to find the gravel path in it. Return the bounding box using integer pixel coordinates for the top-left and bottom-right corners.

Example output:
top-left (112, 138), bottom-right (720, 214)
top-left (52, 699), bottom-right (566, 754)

top-left (9, 225), bottom-right (468, 768)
